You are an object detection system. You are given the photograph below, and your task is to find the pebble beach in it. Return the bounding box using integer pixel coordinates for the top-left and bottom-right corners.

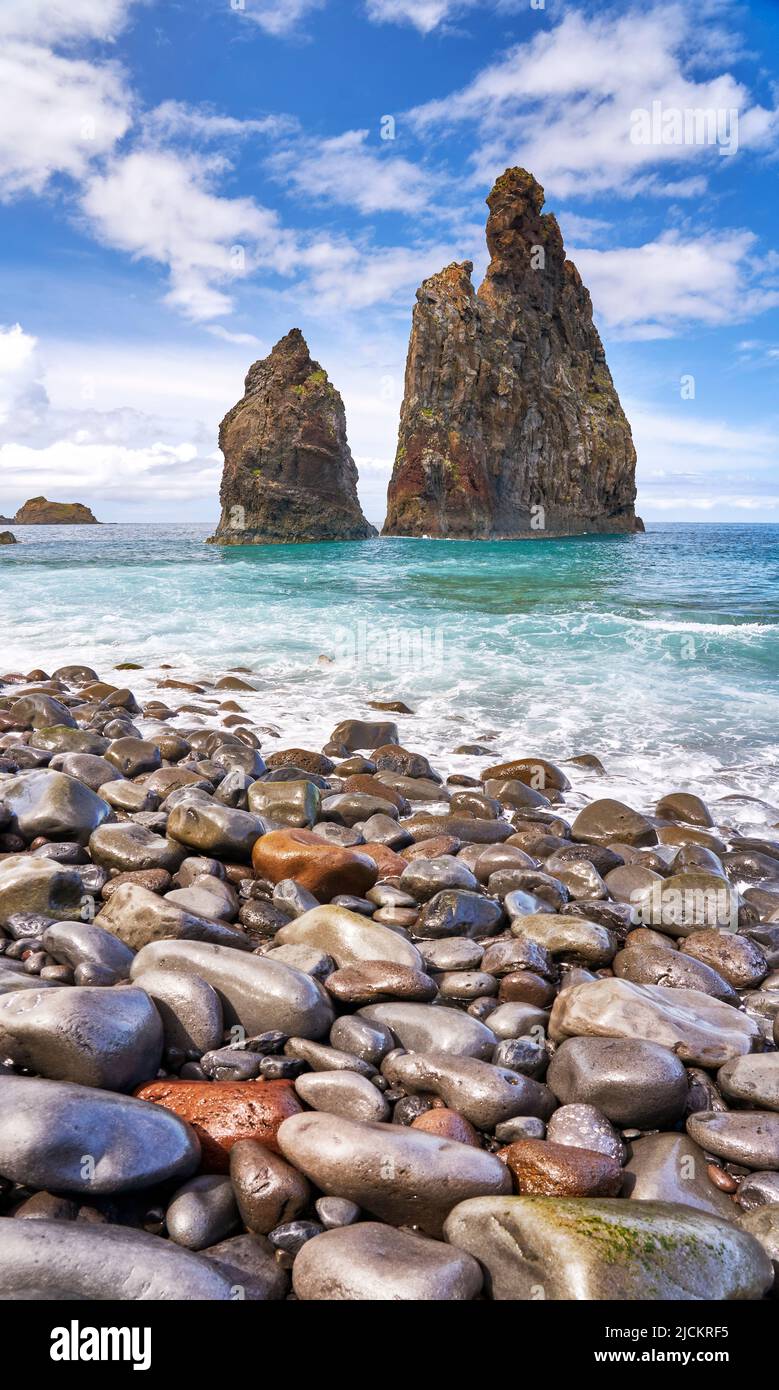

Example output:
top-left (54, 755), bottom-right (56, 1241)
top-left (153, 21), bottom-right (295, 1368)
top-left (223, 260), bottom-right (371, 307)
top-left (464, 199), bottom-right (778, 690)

top-left (1, 658), bottom-right (778, 1301)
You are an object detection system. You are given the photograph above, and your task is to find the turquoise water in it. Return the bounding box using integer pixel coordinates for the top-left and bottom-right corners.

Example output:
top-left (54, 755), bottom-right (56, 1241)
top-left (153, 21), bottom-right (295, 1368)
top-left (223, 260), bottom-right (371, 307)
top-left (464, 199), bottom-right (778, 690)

top-left (1, 522), bottom-right (778, 813)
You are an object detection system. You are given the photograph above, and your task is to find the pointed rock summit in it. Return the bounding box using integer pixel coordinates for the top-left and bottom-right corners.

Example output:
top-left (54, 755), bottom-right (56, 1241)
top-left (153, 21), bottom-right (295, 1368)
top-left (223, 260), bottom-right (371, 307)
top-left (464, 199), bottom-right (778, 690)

top-left (210, 329), bottom-right (376, 544)
top-left (383, 168), bottom-right (640, 539)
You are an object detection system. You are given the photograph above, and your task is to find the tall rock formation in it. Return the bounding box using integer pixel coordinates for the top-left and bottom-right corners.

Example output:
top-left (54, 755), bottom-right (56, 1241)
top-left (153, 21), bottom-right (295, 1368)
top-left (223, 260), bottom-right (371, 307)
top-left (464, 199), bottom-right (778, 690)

top-left (209, 329), bottom-right (376, 545)
top-left (383, 168), bottom-right (640, 539)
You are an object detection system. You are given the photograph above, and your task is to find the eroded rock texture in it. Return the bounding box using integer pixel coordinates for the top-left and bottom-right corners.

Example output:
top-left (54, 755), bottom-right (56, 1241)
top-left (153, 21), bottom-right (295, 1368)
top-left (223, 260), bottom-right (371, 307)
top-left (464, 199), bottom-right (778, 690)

top-left (383, 169), bottom-right (640, 539)
top-left (210, 329), bottom-right (376, 545)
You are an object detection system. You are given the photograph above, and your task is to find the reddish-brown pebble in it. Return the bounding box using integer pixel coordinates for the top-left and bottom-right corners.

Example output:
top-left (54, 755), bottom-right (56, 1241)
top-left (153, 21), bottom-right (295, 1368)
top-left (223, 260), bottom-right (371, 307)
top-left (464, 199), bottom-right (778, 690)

top-left (707, 1163), bottom-right (739, 1194)
top-left (500, 1138), bottom-right (623, 1197)
top-left (101, 868), bottom-right (172, 899)
top-left (134, 1080), bottom-right (303, 1172)
top-left (360, 842), bottom-right (409, 878)
top-left (251, 828), bottom-right (378, 901)
top-left (411, 1108), bottom-right (481, 1147)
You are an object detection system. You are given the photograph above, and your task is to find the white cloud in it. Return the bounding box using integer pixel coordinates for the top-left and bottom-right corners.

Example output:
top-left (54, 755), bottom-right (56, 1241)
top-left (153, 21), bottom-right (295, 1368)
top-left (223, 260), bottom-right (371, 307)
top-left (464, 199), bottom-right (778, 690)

top-left (0, 320), bottom-right (406, 524)
top-left (644, 491), bottom-right (779, 513)
top-left (354, 455), bottom-right (393, 473)
top-left (0, 321), bottom-right (221, 517)
top-left (235, 0), bottom-right (326, 37)
top-left (81, 149), bottom-right (297, 320)
top-left (573, 230), bottom-right (779, 337)
top-left (556, 211), bottom-right (613, 244)
top-left (0, 2), bottom-right (144, 200)
top-left (364, 0), bottom-right (522, 35)
top-left (366, 0), bottom-right (466, 33)
top-left (0, 0), bottom-right (139, 43)
top-left (0, 439), bottom-right (221, 510)
top-left (297, 236), bottom-right (476, 311)
top-left (409, 4), bottom-right (779, 197)
top-left (631, 407), bottom-right (777, 458)
top-left (631, 400), bottom-right (779, 517)
top-left (143, 100), bottom-right (296, 143)
top-left (268, 128), bottom-right (437, 214)
top-left (0, 42), bottom-right (132, 199)
top-left (0, 325), bottom-right (50, 435)
top-left (206, 326), bottom-right (264, 347)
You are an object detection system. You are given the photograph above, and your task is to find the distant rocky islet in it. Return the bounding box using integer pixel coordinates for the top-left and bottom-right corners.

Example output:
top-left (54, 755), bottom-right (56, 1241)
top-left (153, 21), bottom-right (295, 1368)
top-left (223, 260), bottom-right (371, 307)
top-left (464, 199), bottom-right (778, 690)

top-left (0, 663), bottom-right (777, 1300)
top-left (1, 497), bottom-right (100, 529)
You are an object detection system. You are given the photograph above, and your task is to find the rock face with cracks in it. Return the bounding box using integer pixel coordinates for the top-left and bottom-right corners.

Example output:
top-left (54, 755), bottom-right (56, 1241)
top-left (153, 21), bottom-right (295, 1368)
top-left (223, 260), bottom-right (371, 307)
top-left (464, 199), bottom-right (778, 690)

top-left (383, 168), bottom-right (640, 539)
top-left (209, 329), bottom-right (376, 545)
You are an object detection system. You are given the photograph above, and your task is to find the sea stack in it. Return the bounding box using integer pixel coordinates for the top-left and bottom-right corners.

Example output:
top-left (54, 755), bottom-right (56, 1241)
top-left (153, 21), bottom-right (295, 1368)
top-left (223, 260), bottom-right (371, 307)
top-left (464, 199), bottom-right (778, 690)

top-left (209, 329), bottom-right (376, 545)
top-left (383, 168), bottom-right (640, 539)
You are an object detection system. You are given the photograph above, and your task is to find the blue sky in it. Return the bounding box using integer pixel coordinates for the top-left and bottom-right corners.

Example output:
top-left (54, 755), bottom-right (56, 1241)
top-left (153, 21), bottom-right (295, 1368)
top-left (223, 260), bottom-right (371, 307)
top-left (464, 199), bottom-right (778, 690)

top-left (0, 0), bottom-right (777, 525)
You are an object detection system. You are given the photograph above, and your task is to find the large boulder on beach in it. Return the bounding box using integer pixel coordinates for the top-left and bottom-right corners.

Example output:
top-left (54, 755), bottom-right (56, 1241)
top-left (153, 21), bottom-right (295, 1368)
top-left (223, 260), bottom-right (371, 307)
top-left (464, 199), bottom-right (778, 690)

top-left (687, 1112), bottom-right (779, 1170)
top-left (443, 1197), bottom-right (773, 1300)
top-left (718, 1054), bottom-right (779, 1111)
top-left (0, 856), bottom-right (84, 927)
top-left (129, 938), bottom-right (334, 1039)
top-left (622, 1133), bottom-right (738, 1218)
top-left (0, 769), bottom-right (110, 841)
top-left (167, 798), bottom-right (266, 860)
top-left (97, 881), bottom-right (251, 951)
top-left (8, 693), bottom-right (77, 728)
top-left (208, 329), bottom-right (375, 545)
top-left (546, 1036), bottom-right (689, 1128)
top-left (482, 756), bottom-right (570, 791)
top-left (278, 1111), bottom-right (512, 1236)
top-left (680, 930), bottom-right (768, 989)
top-left (0, 985), bottom-right (163, 1090)
top-left (275, 903), bottom-right (423, 970)
top-left (571, 798), bottom-right (657, 846)
top-left (0, 1074), bottom-right (200, 1193)
top-left (42, 920), bottom-right (135, 978)
top-left (382, 1051), bottom-right (554, 1129)
top-left (131, 967), bottom-right (224, 1056)
top-left (328, 719), bottom-right (399, 753)
top-left (359, 1001), bottom-right (497, 1059)
top-left (89, 822), bottom-right (185, 873)
top-left (0, 1219), bottom-right (235, 1300)
top-left (549, 976), bottom-right (759, 1067)
top-left (292, 1223), bottom-right (483, 1301)
top-left (251, 829), bottom-right (378, 900)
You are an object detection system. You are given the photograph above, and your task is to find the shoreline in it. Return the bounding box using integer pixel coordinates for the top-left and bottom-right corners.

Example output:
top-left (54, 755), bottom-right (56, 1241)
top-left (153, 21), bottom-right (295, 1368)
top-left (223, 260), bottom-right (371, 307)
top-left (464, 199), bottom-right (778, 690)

top-left (0, 663), bottom-right (778, 1301)
top-left (0, 654), bottom-right (775, 810)
top-left (2, 649), bottom-right (778, 819)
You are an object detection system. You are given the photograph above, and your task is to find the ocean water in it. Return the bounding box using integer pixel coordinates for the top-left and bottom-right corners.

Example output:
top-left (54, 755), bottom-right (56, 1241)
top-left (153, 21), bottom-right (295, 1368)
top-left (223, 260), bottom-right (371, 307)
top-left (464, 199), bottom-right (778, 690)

top-left (1, 522), bottom-right (778, 820)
